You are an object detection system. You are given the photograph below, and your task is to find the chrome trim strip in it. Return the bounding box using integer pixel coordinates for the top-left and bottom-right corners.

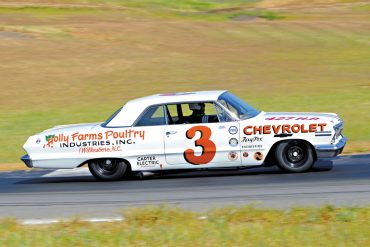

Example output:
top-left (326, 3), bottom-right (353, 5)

top-left (315, 131), bottom-right (332, 134)
top-left (315, 131), bottom-right (332, 137)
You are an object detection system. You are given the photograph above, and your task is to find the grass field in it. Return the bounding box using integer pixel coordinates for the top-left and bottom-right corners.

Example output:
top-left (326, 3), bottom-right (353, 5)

top-left (0, 0), bottom-right (369, 164)
top-left (0, 205), bottom-right (369, 246)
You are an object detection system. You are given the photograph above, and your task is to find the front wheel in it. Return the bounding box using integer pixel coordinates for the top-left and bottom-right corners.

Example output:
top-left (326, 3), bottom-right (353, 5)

top-left (275, 140), bottom-right (315, 173)
top-left (88, 159), bottom-right (130, 181)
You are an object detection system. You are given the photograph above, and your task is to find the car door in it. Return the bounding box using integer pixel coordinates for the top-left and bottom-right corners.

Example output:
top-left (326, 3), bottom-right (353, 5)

top-left (129, 105), bottom-right (166, 170)
top-left (164, 102), bottom-right (241, 167)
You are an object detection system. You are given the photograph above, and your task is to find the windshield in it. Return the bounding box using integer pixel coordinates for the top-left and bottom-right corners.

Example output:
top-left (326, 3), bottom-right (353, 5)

top-left (217, 92), bottom-right (260, 120)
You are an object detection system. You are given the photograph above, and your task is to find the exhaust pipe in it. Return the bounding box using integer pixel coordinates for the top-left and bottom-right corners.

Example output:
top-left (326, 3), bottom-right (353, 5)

top-left (134, 171), bottom-right (157, 179)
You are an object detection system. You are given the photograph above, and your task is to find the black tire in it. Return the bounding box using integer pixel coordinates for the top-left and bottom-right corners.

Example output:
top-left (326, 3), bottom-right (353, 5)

top-left (275, 140), bottom-right (314, 173)
top-left (88, 159), bottom-right (130, 181)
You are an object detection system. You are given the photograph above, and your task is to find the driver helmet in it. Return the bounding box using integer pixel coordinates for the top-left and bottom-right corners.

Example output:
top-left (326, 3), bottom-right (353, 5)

top-left (189, 103), bottom-right (205, 111)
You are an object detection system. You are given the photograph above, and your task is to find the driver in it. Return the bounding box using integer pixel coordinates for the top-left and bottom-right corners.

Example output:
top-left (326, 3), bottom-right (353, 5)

top-left (189, 103), bottom-right (207, 123)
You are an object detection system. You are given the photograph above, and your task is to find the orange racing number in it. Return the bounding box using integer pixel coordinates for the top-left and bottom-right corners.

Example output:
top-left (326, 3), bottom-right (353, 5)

top-left (183, 126), bottom-right (216, 165)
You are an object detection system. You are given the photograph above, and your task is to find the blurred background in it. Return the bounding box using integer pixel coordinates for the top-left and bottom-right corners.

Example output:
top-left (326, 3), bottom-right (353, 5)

top-left (0, 0), bottom-right (369, 164)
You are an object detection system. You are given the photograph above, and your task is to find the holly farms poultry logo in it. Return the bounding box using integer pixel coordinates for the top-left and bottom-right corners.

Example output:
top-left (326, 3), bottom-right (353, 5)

top-left (43, 134), bottom-right (56, 147)
top-left (43, 130), bottom-right (145, 149)
top-left (45, 135), bottom-right (55, 142)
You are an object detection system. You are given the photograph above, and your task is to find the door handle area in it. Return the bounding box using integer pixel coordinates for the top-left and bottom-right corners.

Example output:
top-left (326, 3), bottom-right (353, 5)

top-left (166, 131), bottom-right (178, 135)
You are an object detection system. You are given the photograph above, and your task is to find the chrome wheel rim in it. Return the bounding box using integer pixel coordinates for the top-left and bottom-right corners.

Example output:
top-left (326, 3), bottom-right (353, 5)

top-left (287, 146), bottom-right (304, 163)
top-left (284, 142), bottom-right (308, 168)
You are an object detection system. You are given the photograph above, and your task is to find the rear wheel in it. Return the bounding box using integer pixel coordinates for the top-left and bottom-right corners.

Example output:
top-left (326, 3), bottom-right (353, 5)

top-left (275, 140), bottom-right (314, 172)
top-left (88, 159), bottom-right (130, 181)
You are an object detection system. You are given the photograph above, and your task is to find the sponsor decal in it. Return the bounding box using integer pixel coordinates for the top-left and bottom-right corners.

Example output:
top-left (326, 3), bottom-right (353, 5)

top-left (36, 138), bottom-right (41, 144)
top-left (243, 123), bottom-right (327, 135)
top-left (79, 146), bottom-right (122, 153)
top-left (43, 129), bottom-right (145, 150)
top-left (43, 135), bottom-right (56, 147)
top-left (45, 135), bottom-right (55, 141)
top-left (229, 138), bottom-right (238, 147)
top-left (242, 144), bottom-right (263, 150)
top-left (241, 136), bottom-right (263, 143)
top-left (243, 152), bottom-right (249, 158)
top-left (61, 139), bottom-right (134, 148)
top-left (228, 151), bottom-right (238, 161)
top-left (228, 126), bottom-right (238, 135)
top-left (137, 156), bottom-right (159, 167)
top-left (254, 152), bottom-right (263, 161)
top-left (265, 116), bottom-right (320, 121)
top-left (241, 137), bottom-right (263, 150)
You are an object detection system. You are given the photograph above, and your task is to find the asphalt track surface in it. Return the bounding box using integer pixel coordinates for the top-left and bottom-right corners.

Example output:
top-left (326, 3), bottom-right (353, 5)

top-left (0, 154), bottom-right (369, 220)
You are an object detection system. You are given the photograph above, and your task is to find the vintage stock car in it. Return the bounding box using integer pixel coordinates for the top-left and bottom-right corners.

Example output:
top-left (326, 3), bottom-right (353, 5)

top-left (21, 91), bottom-right (347, 181)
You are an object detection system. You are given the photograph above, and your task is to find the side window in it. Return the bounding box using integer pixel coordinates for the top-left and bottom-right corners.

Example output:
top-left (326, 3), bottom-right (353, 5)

top-left (166, 102), bottom-right (221, 124)
top-left (135, 105), bottom-right (165, 127)
top-left (165, 104), bottom-right (179, 124)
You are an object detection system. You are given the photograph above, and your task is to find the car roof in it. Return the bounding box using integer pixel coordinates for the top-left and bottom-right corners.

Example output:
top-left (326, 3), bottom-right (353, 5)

top-left (127, 90), bottom-right (227, 106)
top-left (105, 90), bottom-right (227, 127)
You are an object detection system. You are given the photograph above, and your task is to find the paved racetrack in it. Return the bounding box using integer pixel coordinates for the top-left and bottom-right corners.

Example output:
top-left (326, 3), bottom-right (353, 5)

top-left (0, 154), bottom-right (369, 219)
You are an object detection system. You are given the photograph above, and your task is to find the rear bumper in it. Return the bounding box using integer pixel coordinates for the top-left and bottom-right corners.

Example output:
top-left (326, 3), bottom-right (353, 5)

top-left (21, 154), bottom-right (33, 168)
top-left (315, 136), bottom-right (347, 158)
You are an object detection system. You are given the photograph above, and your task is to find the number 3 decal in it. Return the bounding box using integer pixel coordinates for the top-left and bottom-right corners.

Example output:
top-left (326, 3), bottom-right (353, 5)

top-left (183, 126), bottom-right (216, 165)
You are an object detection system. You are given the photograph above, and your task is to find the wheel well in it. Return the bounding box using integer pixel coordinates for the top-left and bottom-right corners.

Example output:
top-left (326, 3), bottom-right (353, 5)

top-left (264, 139), bottom-right (317, 166)
top-left (77, 158), bottom-right (132, 170)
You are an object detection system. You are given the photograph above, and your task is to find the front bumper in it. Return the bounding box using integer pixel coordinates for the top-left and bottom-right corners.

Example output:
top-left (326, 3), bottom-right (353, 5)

top-left (21, 154), bottom-right (33, 168)
top-left (315, 136), bottom-right (347, 158)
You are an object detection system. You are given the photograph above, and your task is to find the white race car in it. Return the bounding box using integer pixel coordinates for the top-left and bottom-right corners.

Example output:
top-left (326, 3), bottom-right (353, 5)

top-left (21, 91), bottom-right (346, 181)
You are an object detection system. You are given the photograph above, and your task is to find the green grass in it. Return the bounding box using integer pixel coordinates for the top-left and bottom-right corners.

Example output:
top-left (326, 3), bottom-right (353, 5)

top-left (0, 205), bottom-right (369, 246)
top-left (0, 5), bottom-right (284, 21)
top-left (0, 6), bottom-right (101, 15)
top-left (352, 3), bottom-right (370, 11)
top-left (0, 1), bottom-right (369, 163)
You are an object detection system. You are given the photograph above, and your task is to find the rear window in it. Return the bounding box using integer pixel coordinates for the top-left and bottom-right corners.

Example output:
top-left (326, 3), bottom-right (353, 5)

top-left (135, 105), bottom-right (166, 126)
